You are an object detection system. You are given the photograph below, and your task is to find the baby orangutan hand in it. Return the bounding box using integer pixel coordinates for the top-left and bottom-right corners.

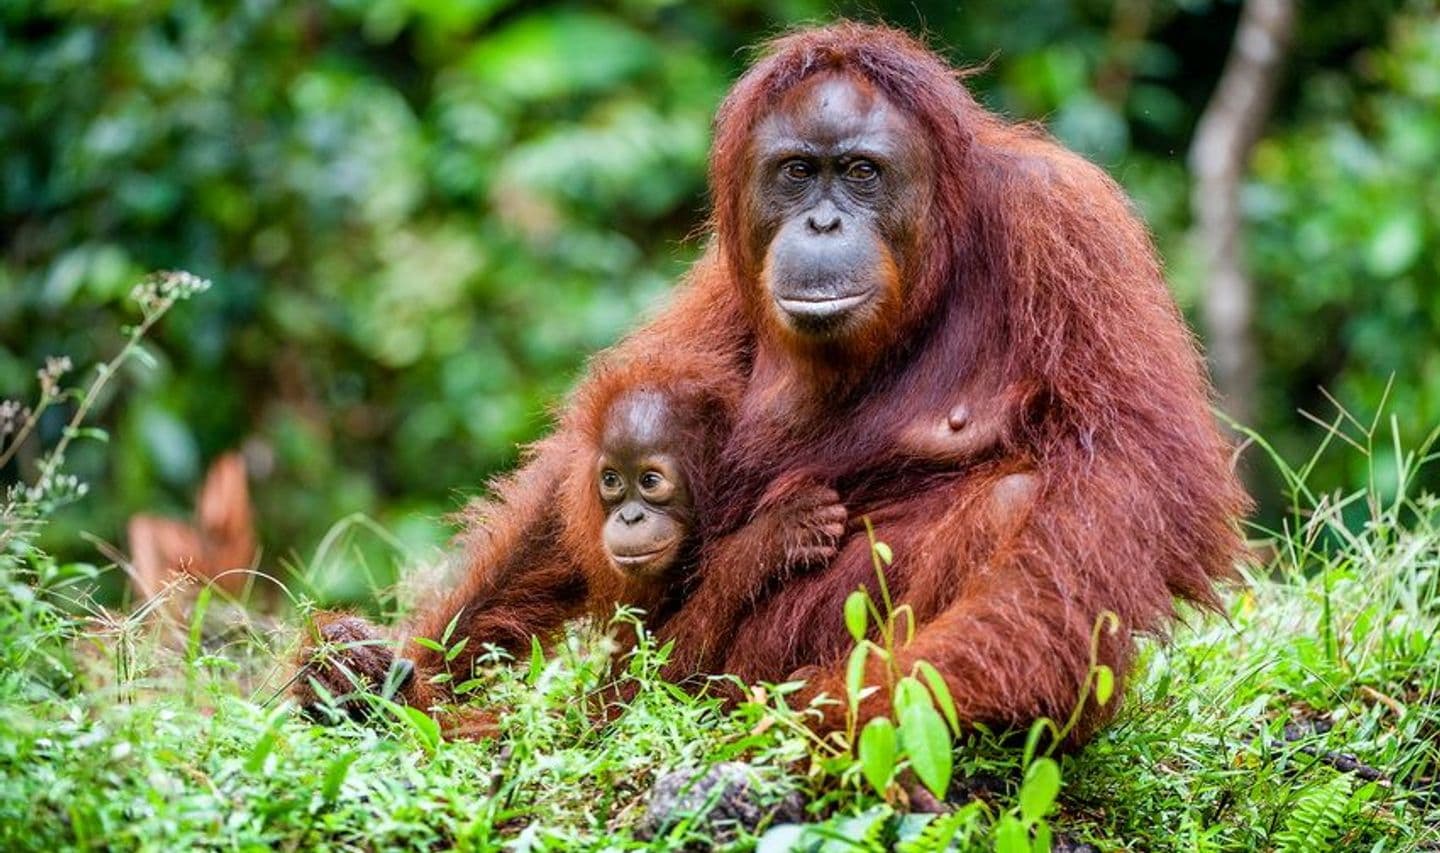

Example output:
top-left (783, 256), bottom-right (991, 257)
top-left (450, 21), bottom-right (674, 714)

top-left (755, 474), bottom-right (848, 571)
top-left (293, 612), bottom-right (414, 723)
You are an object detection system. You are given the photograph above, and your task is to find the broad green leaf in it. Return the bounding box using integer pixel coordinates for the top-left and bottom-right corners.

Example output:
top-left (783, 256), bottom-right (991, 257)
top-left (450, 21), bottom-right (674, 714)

top-left (1019, 758), bottom-right (1061, 823)
top-left (411, 637), bottom-right (445, 653)
top-left (913, 661), bottom-right (960, 735)
top-left (873, 541), bottom-right (894, 565)
top-left (1367, 210), bottom-right (1422, 277)
top-left (858, 716), bottom-right (898, 794)
top-left (378, 697), bottom-right (442, 753)
top-left (1032, 821), bottom-right (1052, 853)
top-left (1094, 665), bottom-right (1115, 706)
top-left (465, 11), bottom-right (656, 101)
top-left (898, 701), bottom-right (952, 799)
top-left (401, 706), bottom-right (443, 752)
top-left (755, 824), bottom-right (809, 853)
top-left (994, 815), bottom-right (1029, 853)
top-left (845, 590), bottom-right (869, 642)
top-left (893, 676), bottom-right (932, 718)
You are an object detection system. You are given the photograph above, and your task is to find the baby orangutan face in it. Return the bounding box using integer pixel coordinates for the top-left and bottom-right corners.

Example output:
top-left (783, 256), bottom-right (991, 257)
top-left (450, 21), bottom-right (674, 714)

top-left (596, 390), bottom-right (696, 579)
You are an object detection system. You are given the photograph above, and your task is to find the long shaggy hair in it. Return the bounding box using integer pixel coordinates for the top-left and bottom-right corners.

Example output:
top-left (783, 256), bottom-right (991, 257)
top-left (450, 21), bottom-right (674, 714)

top-left (305, 23), bottom-right (1249, 747)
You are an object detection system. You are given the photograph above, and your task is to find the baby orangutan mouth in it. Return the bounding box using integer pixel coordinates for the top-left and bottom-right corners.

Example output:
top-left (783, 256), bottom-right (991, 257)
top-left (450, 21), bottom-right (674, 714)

top-left (608, 541), bottom-right (680, 576)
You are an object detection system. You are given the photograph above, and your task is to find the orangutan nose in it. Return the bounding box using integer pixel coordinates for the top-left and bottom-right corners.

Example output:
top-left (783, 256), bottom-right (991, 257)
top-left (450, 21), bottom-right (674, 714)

top-left (806, 202), bottom-right (842, 234)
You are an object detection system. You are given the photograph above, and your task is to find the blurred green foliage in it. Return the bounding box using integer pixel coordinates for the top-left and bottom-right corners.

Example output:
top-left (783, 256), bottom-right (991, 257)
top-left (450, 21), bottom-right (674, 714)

top-left (0, 0), bottom-right (1432, 602)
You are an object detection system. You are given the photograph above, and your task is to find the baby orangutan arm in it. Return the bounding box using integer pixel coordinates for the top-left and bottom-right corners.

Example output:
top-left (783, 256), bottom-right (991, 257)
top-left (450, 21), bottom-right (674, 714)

top-left (293, 612), bottom-right (413, 722)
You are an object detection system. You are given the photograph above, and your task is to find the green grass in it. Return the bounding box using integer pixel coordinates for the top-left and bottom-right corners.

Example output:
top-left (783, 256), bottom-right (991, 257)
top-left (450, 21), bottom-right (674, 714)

top-left (3, 424), bottom-right (1439, 852)
top-left (2, 285), bottom-right (1437, 850)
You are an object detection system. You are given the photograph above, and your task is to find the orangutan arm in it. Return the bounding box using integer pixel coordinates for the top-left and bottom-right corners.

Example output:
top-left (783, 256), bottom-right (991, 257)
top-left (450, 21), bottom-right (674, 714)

top-left (653, 474), bottom-right (847, 683)
top-left (292, 435), bottom-right (589, 720)
top-left (787, 452), bottom-right (1241, 749)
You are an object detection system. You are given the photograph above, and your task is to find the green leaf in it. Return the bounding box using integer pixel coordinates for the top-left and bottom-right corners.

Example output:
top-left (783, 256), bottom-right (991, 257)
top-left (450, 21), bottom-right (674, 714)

top-left (755, 824), bottom-right (809, 853)
top-left (186, 585), bottom-right (212, 665)
top-left (1019, 758), bottom-right (1061, 823)
top-left (994, 815), bottom-right (1029, 853)
top-left (377, 697), bottom-right (442, 753)
top-left (401, 706), bottom-right (442, 752)
top-left (71, 426), bottom-right (109, 444)
top-left (892, 676), bottom-right (931, 718)
top-left (528, 636), bottom-right (545, 683)
top-left (873, 541), bottom-right (894, 566)
top-left (320, 750), bottom-right (359, 802)
top-left (440, 613), bottom-right (460, 645)
top-left (1152, 667), bottom-right (1172, 703)
top-left (1032, 821), bottom-right (1052, 853)
top-left (844, 590), bottom-right (869, 642)
top-left (1094, 665), bottom-right (1114, 707)
top-left (898, 700), bottom-right (952, 799)
top-left (245, 705), bottom-right (288, 774)
top-left (1367, 210), bottom-right (1422, 277)
top-left (914, 661), bottom-right (960, 735)
top-left (858, 716), bottom-right (898, 794)
top-left (411, 637), bottom-right (445, 653)
top-left (444, 636), bottom-right (470, 662)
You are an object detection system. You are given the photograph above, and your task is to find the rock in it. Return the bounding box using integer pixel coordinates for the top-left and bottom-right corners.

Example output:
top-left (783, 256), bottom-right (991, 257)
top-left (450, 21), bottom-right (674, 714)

top-left (638, 762), bottom-right (805, 846)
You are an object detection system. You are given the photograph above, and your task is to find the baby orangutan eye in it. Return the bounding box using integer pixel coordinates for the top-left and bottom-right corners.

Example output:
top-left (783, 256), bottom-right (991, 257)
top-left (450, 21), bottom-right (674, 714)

top-left (600, 471), bottom-right (623, 492)
top-left (639, 471), bottom-right (663, 491)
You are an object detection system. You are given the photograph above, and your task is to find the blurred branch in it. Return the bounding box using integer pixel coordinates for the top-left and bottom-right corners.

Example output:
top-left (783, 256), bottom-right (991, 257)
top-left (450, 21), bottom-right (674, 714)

top-left (1189, 0), bottom-right (1296, 427)
top-left (1096, 0), bottom-right (1154, 106)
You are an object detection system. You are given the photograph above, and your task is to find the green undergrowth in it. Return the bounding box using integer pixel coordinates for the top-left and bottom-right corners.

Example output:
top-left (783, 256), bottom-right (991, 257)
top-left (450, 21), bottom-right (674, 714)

top-left (2, 283), bottom-right (1439, 851)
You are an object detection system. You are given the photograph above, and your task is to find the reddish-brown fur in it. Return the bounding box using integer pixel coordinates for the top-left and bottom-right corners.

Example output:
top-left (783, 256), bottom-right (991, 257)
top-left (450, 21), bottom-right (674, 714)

top-left (296, 23), bottom-right (1248, 746)
top-left (294, 345), bottom-right (843, 728)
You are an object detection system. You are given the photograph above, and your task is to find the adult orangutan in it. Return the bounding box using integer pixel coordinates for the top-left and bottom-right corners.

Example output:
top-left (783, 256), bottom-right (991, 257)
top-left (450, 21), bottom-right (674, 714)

top-left (294, 23), bottom-right (1248, 746)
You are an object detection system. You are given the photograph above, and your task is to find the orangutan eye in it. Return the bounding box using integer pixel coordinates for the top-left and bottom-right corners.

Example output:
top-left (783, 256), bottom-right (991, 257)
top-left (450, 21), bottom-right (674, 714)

top-left (639, 471), bottom-right (664, 491)
top-left (600, 471), bottom-right (623, 492)
top-left (781, 159), bottom-right (815, 182)
top-left (843, 159), bottom-right (878, 182)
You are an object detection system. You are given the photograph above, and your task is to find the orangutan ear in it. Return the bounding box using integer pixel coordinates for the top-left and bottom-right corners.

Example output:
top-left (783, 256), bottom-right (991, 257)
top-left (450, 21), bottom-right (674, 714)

top-left (124, 451), bottom-right (257, 603)
top-left (194, 451), bottom-right (256, 588)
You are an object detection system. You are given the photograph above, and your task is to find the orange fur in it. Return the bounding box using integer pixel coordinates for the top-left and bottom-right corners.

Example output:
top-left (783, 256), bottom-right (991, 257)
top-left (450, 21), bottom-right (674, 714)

top-left (295, 23), bottom-right (1249, 748)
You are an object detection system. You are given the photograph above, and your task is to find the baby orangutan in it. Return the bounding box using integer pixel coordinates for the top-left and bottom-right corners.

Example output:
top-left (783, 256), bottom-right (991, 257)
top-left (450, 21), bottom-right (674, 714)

top-left (293, 356), bottom-right (847, 734)
top-left (576, 385), bottom-right (850, 694)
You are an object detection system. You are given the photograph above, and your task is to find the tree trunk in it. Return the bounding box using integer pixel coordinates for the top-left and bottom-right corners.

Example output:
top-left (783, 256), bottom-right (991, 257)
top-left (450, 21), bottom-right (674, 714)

top-left (1189, 0), bottom-right (1296, 427)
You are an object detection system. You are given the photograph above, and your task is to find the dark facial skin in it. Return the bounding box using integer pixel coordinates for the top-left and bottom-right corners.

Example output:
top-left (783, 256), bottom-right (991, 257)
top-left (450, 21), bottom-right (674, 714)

top-left (596, 391), bottom-right (695, 579)
top-left (749, 73), bottom-right (933, 340)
